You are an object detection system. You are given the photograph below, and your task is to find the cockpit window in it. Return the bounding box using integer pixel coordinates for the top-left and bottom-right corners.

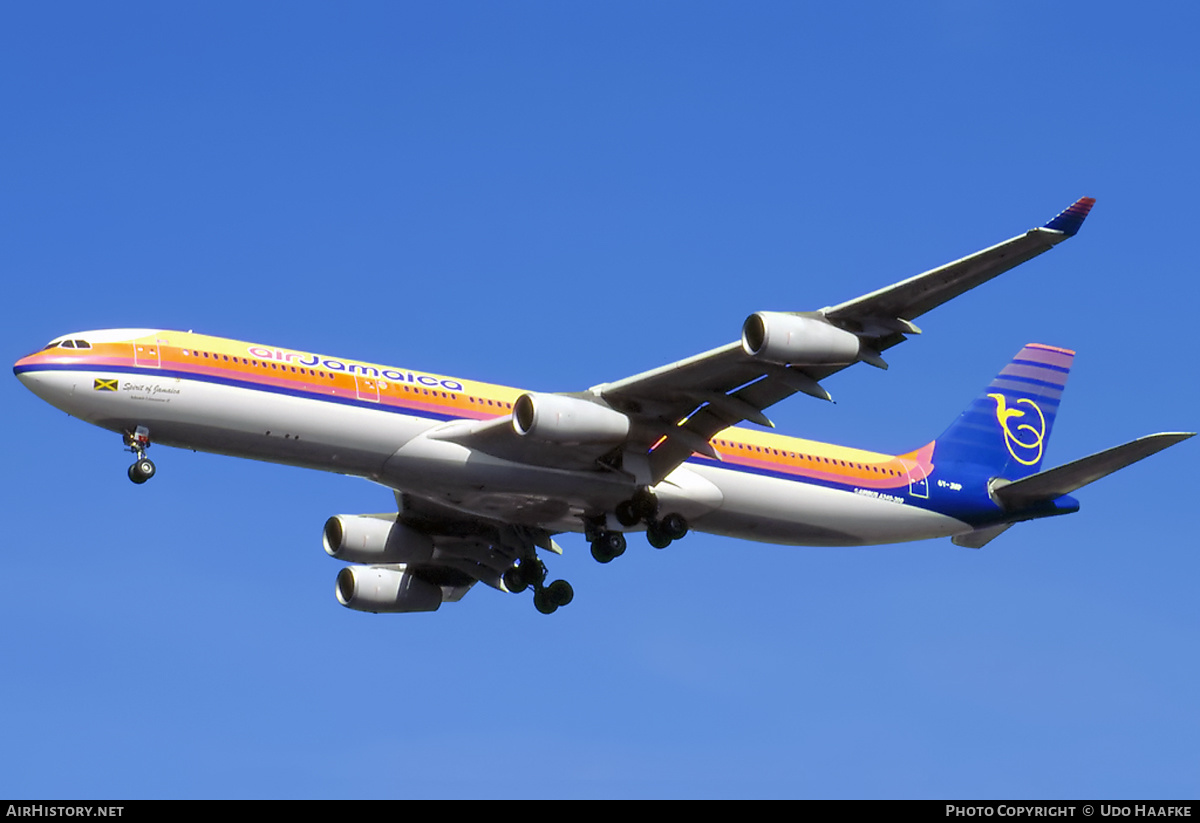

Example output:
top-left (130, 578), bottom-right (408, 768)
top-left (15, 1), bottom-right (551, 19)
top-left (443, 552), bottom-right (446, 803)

top-left (40, 339), bottom-right (92, 350)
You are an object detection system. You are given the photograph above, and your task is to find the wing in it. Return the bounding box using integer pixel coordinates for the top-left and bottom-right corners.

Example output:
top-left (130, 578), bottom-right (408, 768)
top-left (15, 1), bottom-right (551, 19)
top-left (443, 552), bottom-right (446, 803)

top-left (433, 198), bottom-right (1095, 486)
top-left (594, 197), bottom-right (1097, 482)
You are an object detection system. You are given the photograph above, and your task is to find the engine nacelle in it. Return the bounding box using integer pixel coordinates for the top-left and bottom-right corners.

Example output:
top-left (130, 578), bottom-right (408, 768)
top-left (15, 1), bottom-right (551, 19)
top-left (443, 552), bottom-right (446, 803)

top-left (335, 566), bottom-right (443, 613)
top-left (741, 312), bottom-right (861, 366)
top-left (323, 515), bottom-right (435, 564)
top-left (512, 392), bottom-right (630, 444)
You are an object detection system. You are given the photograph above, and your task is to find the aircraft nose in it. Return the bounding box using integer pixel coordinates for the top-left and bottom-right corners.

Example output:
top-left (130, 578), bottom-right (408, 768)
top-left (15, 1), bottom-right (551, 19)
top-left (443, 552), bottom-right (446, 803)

top-left (14, 361), bottom-right (49, 396)
top-left (14, 354), bottom-right (38, 386)
top-left (13, 355), bottom-right (72, 408)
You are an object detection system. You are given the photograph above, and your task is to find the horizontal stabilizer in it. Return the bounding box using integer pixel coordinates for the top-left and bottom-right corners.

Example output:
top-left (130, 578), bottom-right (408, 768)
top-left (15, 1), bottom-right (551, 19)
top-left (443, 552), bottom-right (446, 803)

top-left (992, 432), bottom-right (1194, 511)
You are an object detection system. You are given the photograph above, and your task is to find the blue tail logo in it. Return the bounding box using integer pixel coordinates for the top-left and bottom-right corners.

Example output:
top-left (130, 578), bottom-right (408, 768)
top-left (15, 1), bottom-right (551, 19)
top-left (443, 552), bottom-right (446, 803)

top-left (988, 393), bottom-right (1047, 466)
top-left (934, 344), bottom-right (1074, 479)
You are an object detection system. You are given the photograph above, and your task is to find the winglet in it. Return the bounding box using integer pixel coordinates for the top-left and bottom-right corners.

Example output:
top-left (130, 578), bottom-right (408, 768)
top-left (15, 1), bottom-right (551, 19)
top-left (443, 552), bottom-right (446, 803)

top-left (1042, 197), bottom-right (1096, 237)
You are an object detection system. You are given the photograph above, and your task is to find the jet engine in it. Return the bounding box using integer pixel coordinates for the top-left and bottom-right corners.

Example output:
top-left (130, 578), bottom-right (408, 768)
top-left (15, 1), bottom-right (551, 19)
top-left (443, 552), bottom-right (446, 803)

top-left (741, 312), bottom-right (861, 366)
top-left (512, 392), bottom-right (631, 444)
top-left (335, 565), bottom-right (443, 613)
top-left (323, 514), bottom-right (435, 564)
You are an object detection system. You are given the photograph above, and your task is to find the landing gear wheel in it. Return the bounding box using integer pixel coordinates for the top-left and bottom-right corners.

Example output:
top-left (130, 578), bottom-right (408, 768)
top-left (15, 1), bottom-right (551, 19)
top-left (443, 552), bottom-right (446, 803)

top-left (504, 559), bottom-right (545, 594)
top-left (615, 500), bottom-right (640, 528)
top-left (127, 458), bottom-right (156, 485)
top-left (660, 512), bottom-right (688, 541)
top-left (590, 531), bottom-right (626, 564)
top-left (502, 566), bottom-right (528, 594)
top-left (533, 588), bottom-right (557, 615)
top-left (517, 559), bottom-right (546, 590)
top-left (534, 579), bottom-right (574, 614)
top-left (646, 524), bottom-right (672, 550)
top-left (546, 580), bottom-right (573, 607)
top-left (630, 488), bottom-right (659, 521)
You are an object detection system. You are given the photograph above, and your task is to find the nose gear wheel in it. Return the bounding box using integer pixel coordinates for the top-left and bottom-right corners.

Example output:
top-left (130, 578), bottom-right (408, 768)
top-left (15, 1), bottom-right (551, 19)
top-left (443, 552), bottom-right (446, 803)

top-left (123, 426), bottom-right (156, 484)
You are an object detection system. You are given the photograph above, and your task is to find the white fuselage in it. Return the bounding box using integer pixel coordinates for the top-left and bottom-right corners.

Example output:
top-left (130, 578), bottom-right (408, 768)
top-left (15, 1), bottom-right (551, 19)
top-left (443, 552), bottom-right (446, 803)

top-left (15, 356), bottom-right (969, 548)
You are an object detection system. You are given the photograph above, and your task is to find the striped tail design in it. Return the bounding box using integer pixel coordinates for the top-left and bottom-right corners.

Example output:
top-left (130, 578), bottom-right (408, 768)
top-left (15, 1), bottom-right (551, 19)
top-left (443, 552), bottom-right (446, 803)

top-left (933, 344), bottom-right (1075, 480)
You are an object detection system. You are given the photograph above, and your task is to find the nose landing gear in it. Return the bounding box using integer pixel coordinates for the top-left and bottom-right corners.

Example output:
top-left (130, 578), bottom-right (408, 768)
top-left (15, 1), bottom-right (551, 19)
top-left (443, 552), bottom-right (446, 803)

top-left (123, 426), bottom-right (156, 484)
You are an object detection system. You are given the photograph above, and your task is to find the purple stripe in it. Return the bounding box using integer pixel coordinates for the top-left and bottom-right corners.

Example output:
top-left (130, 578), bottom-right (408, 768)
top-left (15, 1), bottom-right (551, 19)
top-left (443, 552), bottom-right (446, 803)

top-left (1000, 363), bottom-right (1070, 386)
top-left (1018, 346), bottom-right (1075, 370)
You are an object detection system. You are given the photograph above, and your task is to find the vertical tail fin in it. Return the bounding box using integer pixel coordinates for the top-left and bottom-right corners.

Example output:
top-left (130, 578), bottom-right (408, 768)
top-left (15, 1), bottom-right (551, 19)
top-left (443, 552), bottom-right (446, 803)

top-left (933, 344), bottom-right (1074, 480)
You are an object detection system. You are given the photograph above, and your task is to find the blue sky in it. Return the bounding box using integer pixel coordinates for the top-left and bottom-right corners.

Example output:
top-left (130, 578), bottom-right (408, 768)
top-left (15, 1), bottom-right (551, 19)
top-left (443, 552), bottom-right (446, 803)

top-left (2, 2), bottom-right (1197, 799)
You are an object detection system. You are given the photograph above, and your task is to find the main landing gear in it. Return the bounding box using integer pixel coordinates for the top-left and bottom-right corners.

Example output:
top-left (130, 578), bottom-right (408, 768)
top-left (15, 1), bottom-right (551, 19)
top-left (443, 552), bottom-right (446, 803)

top-left (123, 426), bottom-right (156, 485)
top-left (588, 487), bottom-right (690, 561)
top-left (502, 557), bottom-right (575, 615)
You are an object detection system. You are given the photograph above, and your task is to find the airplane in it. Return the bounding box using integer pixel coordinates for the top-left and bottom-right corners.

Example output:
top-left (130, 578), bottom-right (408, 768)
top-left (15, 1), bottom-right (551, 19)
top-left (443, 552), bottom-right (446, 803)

top-left (13, 197), bottom-right (1193, 615)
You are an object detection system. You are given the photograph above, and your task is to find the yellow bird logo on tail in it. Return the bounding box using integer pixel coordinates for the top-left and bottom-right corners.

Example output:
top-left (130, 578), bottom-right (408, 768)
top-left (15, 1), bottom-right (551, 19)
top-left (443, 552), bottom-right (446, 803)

top-left (988, 393), bottom-right (1046, 466)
